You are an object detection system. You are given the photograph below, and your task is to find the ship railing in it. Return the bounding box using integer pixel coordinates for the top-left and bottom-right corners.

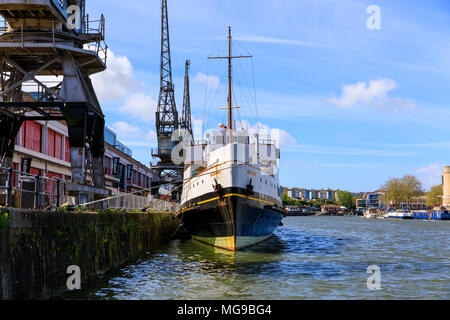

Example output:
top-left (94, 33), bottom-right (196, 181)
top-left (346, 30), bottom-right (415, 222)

top-left (188, 140), bottom-right (208, 146)
top-left (258, 139), bottom-right (277, 145)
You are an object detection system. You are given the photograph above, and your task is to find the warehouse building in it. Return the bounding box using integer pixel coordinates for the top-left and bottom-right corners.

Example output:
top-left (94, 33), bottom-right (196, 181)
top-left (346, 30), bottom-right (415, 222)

top-left (10, 110), bottom-right (154, 200)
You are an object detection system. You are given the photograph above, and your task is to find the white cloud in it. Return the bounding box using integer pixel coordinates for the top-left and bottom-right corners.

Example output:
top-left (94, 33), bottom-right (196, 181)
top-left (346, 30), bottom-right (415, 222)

top-left (234, 35), bottom-right (326, 48)
top-left (415, 163), bottom-right (443, 191)
top-left (92, 50), bottom-right (142, 101)
top-left (330, 78), bottom-right (396, 107)
top-left (329, 78), bottom-right (418, 111)
top-left (118, 93), bottom-right (158, 123)
top-left (111, 121), bottom-right (141, 138)
top-left (193, 72), bottom-right (220, 89)
top-left (270, 128), bottom-right (298, 148)
top-left (235, 120), bottom-right (298, 148)
top-left (90, 50), bottom-right (159, 123)
top-left (111, 121), bottom-right (157, 147)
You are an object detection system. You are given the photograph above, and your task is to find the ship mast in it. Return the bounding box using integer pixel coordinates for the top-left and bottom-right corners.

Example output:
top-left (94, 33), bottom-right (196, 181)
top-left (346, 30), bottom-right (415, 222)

top-left (227, 27), bottom-right (233, 130)
top-left (209, 27), bottom-right (252, 132)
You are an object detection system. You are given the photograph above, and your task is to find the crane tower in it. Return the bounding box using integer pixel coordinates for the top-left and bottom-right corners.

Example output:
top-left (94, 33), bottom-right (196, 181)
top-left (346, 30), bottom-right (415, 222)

top-left (181, 60), bottom-right (193, 138)
top-left (152, 0), bottom-right (186, 199)
top-left (0, 0), bottom-right (109, 203)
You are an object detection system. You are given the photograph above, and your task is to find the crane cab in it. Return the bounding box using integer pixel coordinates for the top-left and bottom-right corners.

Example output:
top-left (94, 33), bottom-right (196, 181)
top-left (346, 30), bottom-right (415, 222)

top-left (0, 0), bottom-right (85, 32)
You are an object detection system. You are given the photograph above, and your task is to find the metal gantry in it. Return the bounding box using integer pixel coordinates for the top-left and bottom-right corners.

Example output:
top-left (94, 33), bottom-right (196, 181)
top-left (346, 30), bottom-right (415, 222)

top-left (181, 60), bottom-right (193, 138)
top-left (152, 0), bottom-right (192, 200)
top-left (154, 0), bottom-right (179, 162)
top-left (0, 0), bottom-right (109, 200)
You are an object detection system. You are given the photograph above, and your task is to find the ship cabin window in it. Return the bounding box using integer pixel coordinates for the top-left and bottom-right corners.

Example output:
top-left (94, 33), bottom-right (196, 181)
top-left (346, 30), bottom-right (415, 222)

top-left (216, 136), bottom-right (225, 144)
top-left (237, 136), bottom-right (249, 144)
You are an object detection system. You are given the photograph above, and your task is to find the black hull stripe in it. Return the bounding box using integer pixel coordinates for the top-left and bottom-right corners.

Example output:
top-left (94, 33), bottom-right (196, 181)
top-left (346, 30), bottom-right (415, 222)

top-left (180, 193), bottom-right (284, 239)
top-left (181, 187), bottom-right (282, 212)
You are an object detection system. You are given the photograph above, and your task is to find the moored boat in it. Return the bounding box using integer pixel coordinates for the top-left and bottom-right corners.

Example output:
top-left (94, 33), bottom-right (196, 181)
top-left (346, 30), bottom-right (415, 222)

top-left (413, 211), bottom-right (450, 220)
top-left (363, 208), bottom-right (379, 219)
top-left (177, 28), bottom-right (285, 251)
top-left (385, 210), bottom-right (414, 220)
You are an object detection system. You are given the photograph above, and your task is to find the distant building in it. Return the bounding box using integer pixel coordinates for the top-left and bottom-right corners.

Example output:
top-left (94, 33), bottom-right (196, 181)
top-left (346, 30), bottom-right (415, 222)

top-left (281, 186), bottom-right (337, 201)
top-left (317, 189), bottom-right (334, 200)
top-left (356, 199), bottom-right (367, 210)
top-left (368, 193), bottom-right (383, 209)
top-left (355, 191), bottom-right (427, 211)
top-left (321, 204), bottom-right (339, 214)
top-left (354, 192), bottom-right (383, 209)
top-left (443, 166), bottom-right (450, 209)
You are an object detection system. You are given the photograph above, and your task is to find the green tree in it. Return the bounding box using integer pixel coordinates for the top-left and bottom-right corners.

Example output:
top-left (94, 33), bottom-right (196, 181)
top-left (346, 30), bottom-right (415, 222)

top-left (400, 175), bottom-right (424, 203)
top-left (426, 185), bottom-right (443, 207)
top-left (282, 194), bottom-right (295, 206)
top-left (336, 191), bottom-right (353, 209)
top-left (383, 175), bottom-right (423, 206)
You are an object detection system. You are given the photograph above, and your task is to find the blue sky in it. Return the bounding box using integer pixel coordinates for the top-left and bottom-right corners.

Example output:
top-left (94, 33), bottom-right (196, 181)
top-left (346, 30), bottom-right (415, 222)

top-left (87, 0), bottom-right (450, 192)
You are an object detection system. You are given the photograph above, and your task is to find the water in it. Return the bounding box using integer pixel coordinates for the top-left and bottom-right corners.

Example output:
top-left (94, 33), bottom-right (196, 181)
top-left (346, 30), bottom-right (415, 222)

top-left (64, 217), bottom-right (450, 300)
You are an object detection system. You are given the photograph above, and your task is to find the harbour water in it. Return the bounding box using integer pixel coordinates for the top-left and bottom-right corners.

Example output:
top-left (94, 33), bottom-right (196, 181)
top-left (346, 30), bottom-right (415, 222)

top-left (63, 216), bottom-right (450, 300)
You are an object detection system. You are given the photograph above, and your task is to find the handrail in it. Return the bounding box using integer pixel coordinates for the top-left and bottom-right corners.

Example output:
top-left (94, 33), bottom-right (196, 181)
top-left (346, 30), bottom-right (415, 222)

top-left (0, 166), bottom-right (66, 209)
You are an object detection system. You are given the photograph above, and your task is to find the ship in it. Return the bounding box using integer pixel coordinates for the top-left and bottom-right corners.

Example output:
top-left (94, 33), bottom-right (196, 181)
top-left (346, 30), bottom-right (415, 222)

top-left (177, 27), bottom-right (286, 251)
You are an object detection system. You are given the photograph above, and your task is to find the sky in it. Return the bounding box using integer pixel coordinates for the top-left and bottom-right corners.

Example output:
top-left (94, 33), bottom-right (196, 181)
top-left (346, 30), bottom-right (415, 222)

top-left (85, 0), bottom-right (450, 192)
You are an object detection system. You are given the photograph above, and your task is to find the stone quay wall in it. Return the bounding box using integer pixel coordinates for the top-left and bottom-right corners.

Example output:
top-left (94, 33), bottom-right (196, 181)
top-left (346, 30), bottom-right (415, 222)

top-left (0, 208), bottom-right (180, 299)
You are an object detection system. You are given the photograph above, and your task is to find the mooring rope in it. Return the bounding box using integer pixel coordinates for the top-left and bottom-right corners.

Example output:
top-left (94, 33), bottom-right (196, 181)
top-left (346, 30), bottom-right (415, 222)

top-left (71, 161), bottom-right (248, 210)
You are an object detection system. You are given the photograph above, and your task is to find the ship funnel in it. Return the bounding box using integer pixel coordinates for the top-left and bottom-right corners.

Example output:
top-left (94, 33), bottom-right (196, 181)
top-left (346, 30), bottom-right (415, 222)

top-left (254, 133), bottom-right (259, 161)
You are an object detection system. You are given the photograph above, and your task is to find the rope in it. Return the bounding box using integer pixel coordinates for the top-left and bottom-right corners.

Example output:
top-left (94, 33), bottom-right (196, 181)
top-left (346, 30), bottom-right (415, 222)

top-left (71, 161), bottom-right (248, 210)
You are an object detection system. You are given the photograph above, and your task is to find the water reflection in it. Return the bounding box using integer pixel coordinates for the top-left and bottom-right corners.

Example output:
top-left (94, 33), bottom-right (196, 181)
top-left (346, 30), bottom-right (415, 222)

top-left (171, 227), bottom-right (353, 280)
top-left (61, 217), bottom-right (450, 300)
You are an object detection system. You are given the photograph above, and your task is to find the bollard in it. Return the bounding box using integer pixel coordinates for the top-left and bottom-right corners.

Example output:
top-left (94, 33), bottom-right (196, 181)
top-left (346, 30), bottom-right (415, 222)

top-left (6, 167), bottom-right (13, 207)
top-left (34, 175), bottom-right (41, 210)
top-left (56, 179), bottom-right (61, 208)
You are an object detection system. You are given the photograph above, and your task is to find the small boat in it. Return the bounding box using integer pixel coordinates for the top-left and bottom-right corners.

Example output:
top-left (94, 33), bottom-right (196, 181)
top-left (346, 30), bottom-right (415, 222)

top-left (385, 210), bottom-right (414, 220)
top-left (363, 208), bottom-right (379, 219)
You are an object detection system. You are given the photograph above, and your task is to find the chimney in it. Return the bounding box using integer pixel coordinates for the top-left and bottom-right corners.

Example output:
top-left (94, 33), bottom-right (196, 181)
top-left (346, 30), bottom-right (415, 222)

top-left (443, 166), bottom-right (450, 209)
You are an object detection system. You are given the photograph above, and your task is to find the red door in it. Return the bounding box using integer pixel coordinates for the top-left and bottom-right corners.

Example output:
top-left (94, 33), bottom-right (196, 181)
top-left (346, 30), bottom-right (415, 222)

top-left (55, 132), bottom-right (62, 159)
top-left (24, 121), bottom-right (42, 153)
top-left (47, 129), bottom-right (55, 158)
top-left (65, 137), bottom-right (71, 162)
